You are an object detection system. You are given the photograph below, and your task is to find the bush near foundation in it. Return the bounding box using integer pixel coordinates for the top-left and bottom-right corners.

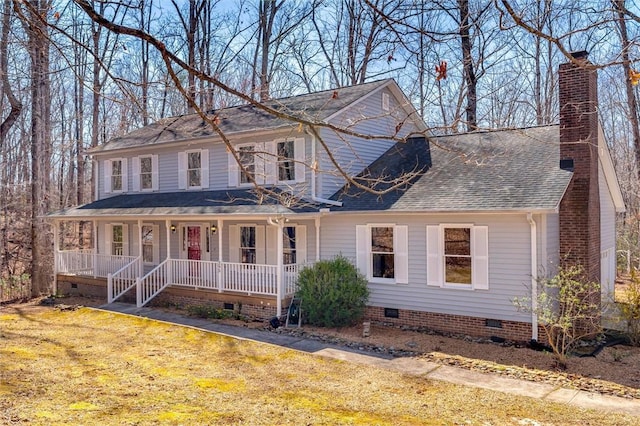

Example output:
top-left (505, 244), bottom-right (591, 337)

top-left (296, 255), bottom-right (369, 327)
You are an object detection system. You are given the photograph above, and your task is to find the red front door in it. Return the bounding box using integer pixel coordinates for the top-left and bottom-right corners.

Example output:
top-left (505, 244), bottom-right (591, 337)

top-left (187, 226), bottom-right (201, 277)
top-left (187, 226), bottom-right (201, 261)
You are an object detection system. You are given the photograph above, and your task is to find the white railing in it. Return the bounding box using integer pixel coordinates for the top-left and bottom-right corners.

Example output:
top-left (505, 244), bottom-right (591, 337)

top-left (284, 262), bottom-right (308, 296)
top-left (221, 262), bottom-right (279, 295)
top-left (170, 259), bottom-right (219, 290)
top-left (56, 249), bottom-right (95, 275)
top-left (57, 249), bottom-right (310, 306)
top-left (107, 256), bottom-right (141, 303)
top-left (56, 250), bottom-right (138, 278)
top-left (138, 259), bottom-right (171, 307)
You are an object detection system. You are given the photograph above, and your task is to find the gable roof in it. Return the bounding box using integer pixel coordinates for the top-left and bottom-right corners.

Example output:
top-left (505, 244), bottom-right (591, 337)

top-left (330, 125), bottom-right (574, 213)
top-left (90, 79), bottom-right (403, 153)
top-left (48, 188), bottom-right (321, 219)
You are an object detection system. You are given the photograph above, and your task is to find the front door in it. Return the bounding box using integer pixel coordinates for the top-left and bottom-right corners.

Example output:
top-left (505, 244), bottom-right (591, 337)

top-left (187, 226), bottom-right (201, 261)
top-left (187, 225), bottom-right (201, 277)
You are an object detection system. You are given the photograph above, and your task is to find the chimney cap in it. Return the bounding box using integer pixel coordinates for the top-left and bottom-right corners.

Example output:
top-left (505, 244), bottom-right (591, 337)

top-left (570, 50), bottom-right (589, 60)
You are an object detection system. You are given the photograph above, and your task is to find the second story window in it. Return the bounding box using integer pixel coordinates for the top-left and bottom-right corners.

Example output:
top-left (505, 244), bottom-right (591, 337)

top-left (188, 151), bottom-right (201, 187)
top-left (133, 155), bottom-right (158, 191)
top-left (111, 160), bottom-right (123, 191)
top-left (104, 158), bottom-right (127, 193)
top-left (179, 149), bottom-right (209, 190)
top-left (140, 157), bottom-right (153, 190)
top-left (277, 141), bottom-right (295, 182)
top-left (239, 145), bottom-right (256, 184)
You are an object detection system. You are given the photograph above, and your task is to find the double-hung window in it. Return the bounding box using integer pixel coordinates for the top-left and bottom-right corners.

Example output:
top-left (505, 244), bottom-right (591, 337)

top-left (111, 160), bottom-right (123, 192)
top-left (141, 224), bottom-right (160, 265)
top-left (277, 140), bottom-right (295, 182)
top-left (179, 149), bottom-right (209, 189)
top-left (133, 155), bottom-right (158, 191)
top-left (105, 223), bottom-right (129, 257)
top-left (240, 226), bottom-right (257, 264)
top-left (283, 226), bottom-right (297, 265)
top-left (356, 224), bottom-right (408, 284)
top-left (427, 224), bottom-right (488, 290)
top-left (228, 139), bottom-right (305, 187)
top-left (239, 145), bottom-right (256, 184)
top-left (104, 158), bottom-right (128, 193)
top-left (112, 224), bottom-right (124, 256)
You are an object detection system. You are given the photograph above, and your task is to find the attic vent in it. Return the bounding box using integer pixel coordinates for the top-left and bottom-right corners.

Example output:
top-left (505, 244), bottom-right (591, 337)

top-left (560, 158), bottom-right (574, 171)
top-left (382, 93), bottom-right (390, 112)
top-left (384, 308), bottom-right (399, 318)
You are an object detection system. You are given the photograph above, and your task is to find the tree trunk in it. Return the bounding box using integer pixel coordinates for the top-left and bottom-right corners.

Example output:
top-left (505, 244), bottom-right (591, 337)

top-left (459, 0), bottom-right (477, 131)
top-left (17, 0), bottom-right (54, 296)
top-left (614, 0), bottom-right (640, 180)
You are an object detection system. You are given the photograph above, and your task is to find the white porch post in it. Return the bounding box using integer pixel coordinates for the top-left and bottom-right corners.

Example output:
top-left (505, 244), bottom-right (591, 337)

top-left (137, 219), bottom-right (143, 277)
top-left (53, 220), bottom-right (59, 295)
top-left (92, 220), bottom-right (98, 278)
top-left (217, 220), bottom-right (223, 293)
top-left (165, 219), bottom-right (172, 283)
top-left (275, 219), bottom-right (285, 317)
top-left (314, 217), bottom-right (320, 262)
top-left (267, 216), bottom-right (285, 316)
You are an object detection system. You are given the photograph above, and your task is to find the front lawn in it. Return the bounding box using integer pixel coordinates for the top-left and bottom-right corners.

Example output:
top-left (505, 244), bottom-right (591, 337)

top-left (0, 304), bottom-right (637, 425)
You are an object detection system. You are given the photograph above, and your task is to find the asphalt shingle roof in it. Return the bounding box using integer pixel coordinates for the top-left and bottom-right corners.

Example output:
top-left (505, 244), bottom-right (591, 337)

top-left (331, 125), bottom-right (572, 212)
top-left (49, 188), bottom-right (320, 218)
top-left (90, 79), bottom-right (392, 153)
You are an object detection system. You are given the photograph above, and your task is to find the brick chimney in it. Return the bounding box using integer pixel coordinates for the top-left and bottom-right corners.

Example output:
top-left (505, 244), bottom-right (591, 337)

top-left (558, 51), bottom-right (601, 287)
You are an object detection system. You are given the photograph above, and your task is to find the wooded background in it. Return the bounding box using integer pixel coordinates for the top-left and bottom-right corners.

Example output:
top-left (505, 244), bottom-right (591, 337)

top-left (1, 0), bottom-right (639, 300)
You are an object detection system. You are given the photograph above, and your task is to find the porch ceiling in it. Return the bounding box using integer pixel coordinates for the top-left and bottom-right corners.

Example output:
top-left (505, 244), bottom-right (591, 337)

top-left (48, 188), bottom-right (322, 219)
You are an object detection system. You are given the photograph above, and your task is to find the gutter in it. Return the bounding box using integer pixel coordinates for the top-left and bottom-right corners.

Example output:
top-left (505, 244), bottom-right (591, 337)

top-left (306, 127), bottom-right (342, 207)
top-left (527, 212), bottom-right (539, 341)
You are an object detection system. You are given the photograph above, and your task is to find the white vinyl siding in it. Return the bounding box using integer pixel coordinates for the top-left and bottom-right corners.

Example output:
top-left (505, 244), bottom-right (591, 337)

top-left (322, 214), bottom-right (531, 323)
top-left (599, 163), bottom-right (617, 296)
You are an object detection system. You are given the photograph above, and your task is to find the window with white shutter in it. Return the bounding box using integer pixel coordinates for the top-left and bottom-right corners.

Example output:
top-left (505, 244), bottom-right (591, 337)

top-left (426, 224), bottom-right (489, 290)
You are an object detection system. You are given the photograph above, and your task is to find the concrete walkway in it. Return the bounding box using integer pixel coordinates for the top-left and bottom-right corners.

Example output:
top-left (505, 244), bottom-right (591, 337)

top-left (99, 302), bottom-right (640, 416)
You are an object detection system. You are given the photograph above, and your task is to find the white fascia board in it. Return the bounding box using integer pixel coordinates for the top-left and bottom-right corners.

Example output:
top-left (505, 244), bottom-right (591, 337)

top-left (598, 124), bottom-right (626, 213)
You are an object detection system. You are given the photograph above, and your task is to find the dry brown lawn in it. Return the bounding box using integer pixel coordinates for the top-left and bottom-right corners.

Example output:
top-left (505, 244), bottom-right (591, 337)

top-left (1, 302), bottom-right (639, 425)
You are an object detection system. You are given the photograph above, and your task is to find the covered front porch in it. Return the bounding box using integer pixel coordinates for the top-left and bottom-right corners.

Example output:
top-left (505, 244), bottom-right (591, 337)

top-left (55, 249), bottom-right (306, 310)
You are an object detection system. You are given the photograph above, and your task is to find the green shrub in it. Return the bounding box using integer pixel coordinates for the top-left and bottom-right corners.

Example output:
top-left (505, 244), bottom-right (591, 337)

top-left (513, 263), bottom-right (601, 368)
top-left (296, 255), bottom-right (369, 327)
top-left (618, 269), bottom-right (640, 346)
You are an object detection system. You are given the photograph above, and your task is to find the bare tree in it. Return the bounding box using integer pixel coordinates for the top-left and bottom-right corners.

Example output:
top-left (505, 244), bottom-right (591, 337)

top-left (15, 0), bottom-right (54, 296)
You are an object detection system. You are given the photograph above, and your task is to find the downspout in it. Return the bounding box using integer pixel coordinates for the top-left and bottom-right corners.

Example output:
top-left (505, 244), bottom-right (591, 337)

top-left (267, 217), bottom-right (284, 317)
top-left (305, 127), bottom-right (342, 207)
top-left (527, 212), bottom-right (539, 341)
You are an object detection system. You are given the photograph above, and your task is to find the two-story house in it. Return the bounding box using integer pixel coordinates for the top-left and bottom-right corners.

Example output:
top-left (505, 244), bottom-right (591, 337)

top-left (51, 52), bottom-right (625, 341)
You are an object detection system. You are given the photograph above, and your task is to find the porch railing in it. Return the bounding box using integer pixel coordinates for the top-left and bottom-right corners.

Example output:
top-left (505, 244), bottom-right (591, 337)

top-left (220, 262), bottom-right (279, 295)
top-left (138, 259), bottom-right (171, 307)
top-left (57, 250), bottom-right (309, 306)
top-left (56, 250), bottom-right (138, 278)
top-left (107, 256), bottom-right (142, 303)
